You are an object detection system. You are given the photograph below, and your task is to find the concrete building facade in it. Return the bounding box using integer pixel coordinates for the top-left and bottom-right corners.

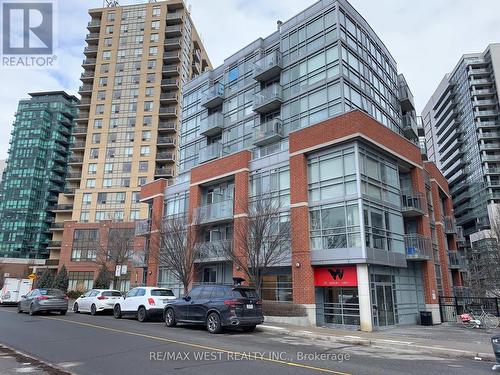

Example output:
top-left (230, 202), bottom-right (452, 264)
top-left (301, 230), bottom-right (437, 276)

top-left (139, 0), bottom-right (460, 330)
top-left (53, 0), bottom-right (210, 288)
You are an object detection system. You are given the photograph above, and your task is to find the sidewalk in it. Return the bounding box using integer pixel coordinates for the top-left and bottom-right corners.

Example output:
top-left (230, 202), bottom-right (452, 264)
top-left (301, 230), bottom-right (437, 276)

top-left (258, 321), bottom-right (499, 362)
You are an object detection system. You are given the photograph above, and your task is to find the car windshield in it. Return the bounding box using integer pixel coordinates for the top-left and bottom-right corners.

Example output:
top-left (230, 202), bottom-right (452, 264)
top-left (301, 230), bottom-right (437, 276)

top-left (102, 291), bottom-right (122, 297)
top-left (232, 288), bottom-right (259, 299)
top-left (151, 289), bottom-right (174, 297)
top-left (40, 289), bottom-right (64, 297)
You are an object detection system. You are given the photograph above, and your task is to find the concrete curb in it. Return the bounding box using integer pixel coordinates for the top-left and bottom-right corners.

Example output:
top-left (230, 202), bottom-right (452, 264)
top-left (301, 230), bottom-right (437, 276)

top-left (258, 325), bottom-right (496, 362)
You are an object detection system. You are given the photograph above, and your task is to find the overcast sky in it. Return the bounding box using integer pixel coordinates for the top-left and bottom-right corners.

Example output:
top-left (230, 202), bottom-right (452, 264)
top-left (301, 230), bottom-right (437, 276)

top-left (0, 0), bottom-right (499, 159)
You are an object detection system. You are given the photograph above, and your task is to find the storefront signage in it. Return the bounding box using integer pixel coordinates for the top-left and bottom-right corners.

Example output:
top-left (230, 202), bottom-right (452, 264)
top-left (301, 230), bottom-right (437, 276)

top-left (314, 266), bottom-right (358, 287)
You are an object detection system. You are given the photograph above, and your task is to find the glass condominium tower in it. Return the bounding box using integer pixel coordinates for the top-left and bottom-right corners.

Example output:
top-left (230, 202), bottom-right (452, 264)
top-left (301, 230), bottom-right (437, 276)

top-left (422, 43), bottom-right (500, 246)
top-left (50, 1), bottom-right (210, 262)
top-left (0, 92), bottom-right (78, 260)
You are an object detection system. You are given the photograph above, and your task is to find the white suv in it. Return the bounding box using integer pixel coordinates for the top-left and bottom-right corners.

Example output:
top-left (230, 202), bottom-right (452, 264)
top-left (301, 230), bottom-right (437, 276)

top-left (73, 289), bottom-right (122, 315)
top-left (113, 287), bottom-right (175, 322)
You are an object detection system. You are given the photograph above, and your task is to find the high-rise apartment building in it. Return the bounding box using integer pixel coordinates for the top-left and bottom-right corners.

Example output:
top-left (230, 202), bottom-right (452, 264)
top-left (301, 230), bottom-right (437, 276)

top-left (53, 0), bottom-right (210, 289)
top-left (138, 0), bottom-right (461, 331)
top-left (422, 43), bottom-right (500, 255)
top-left (0, 92), bottom-right (78, 262)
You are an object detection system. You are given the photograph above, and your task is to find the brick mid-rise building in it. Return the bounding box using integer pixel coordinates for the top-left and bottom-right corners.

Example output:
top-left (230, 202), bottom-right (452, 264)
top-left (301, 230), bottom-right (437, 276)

top-left (137, 0), bottom-right (461, 331)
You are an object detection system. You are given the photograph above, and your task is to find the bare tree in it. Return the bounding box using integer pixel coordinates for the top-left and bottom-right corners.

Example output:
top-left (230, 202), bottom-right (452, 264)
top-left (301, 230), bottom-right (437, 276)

top-left (218, 197), bottom-right (290, 296)
top-left (151, 214), bottom-right (196, 295)
top-left (466, 207), bottom-right (500, 297)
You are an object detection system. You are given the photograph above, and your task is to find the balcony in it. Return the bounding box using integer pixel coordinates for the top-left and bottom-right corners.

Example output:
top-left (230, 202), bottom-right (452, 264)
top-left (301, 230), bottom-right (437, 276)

top-left (85, 32), bottom-right (99, 42)
top-left (405, 234), bottom-right (432, 260)
top-left (160, 93), bottom-right (178, 103)
top-left (401, 191), bottom-right (425, 217)
top-left (159, 107), bottom-right (178, 118)
top-left (79, 84), bottom-right (93, 94)
top-left (456, 226), bottom-right (466, 244)
top-left (66, 172), bottom-right (82, 180)
top-left (163, 51), bottom-right (181, 62)
top-left (444, 216), bottom-right (457, 234)
top-left (193, 48), bottom-right (201, 63)
top-left (47, 241), bottom-right (62, 249)
top-left (135, 219), bottom-right (151, 236)
top-left (73, 127), bottom-right (87, 135)
top-left (83, 46), bottom-right (98, 56)
top-left (253, 83), bottom-right (283, 113)
top-left (45, 259), bottom-right (60, 267)
top-left (200, 112), bottom-right (225, 136)
top-left (194, 240), bottom-right (232, 262)
top-left (165, 25), bottom-right (182, 37)
top-left (253, 50), bottom-right (282, 81)
top-left (398, 75), bottom-right (415, 112)
top-left (164, 37), bottom-right (182, 50)
top-left (68, 156), bottom-right (83, 164)
top-left (194, 200), bottom-right (234, 225)
top-left (201, 83), bottom-right (224, 109)
top-left (402, 114), bottom-right (418, 140)
top-left (80, 71), bottom-right (94, 82)
top-left (87, 20), bottom-right (101, 30)
top-left (166, 11), bottom-right (183, 24)
top-left (64, 188), bottom-right (76, 196)
top-left (161, 78), bottom-right (179, 89)
top-left (478, 132), bottom-right (500, 140)
top-left (162, 64), bottom-right (180, 76)
top-left (156, 152), bottom-right (175, 161)
top-left (157, 137), bottom-right (176, 146)
top-left (158, 121), bottom-right (177, 131)
top-left (448, 251), bottom-right (466, 269)
top-left (199, 142), bottom-right (223, 163)
top-left (82, 58), bottom-right (96, 67)
top-left (49, 222), bottom-right (64, 231)
top-left (253, 118), bottom-right (284, 146)
top-left (474, 110), bottom-right (498, 118)
top-left (51, 204), bottom-right (74, 212)
top-left (155, 167), bottom-right (174, 178)
top-left (470, 78), bottom-right (492, 86)
top-left (71, 141), bottom-right (86, 150)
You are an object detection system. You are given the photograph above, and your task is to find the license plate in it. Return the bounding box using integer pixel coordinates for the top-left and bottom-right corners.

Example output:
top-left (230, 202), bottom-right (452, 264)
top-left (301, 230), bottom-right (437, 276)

top-left (246, 304), bottom-right (254, 309)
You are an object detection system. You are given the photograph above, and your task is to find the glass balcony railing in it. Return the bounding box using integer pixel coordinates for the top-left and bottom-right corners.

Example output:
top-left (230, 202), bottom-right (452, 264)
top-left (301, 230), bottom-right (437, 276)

top-left (253, 118), bottom-right (284, 146)
top-left (194, 200), bottom-right (234, 224)
top-left (201, 83), bottom-right (224, 108)
top-left (405, 234), bottom-right (432, 260)
top-left (194, 240), bottom-right (232, 261)
top-left (200, 112), bottom-right (225, 136)
top-left (199, 142), bottom-right (223, 163)
top-left (402, 114), bottom-right (418, 139)
top-left (253, 83), bottom-right (283, 113)
top-left (135, 219), bottom-right (151, 236)
top-left (253, 50), bottom-right (282, 81)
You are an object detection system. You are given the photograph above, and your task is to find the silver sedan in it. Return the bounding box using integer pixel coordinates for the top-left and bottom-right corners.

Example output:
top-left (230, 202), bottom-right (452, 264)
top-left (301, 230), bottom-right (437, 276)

top-left (17, 289), bottom-right (68, 315)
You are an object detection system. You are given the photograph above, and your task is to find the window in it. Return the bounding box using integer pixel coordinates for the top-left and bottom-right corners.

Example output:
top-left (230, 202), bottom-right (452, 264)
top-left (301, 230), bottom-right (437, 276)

top-left (142, 130), bottom-right (151, 141)
top-left (90, 148), bottom-right (99, 158)
top-left (149, 47), bottom-right (158, 56)
top-left (103, 51), bottom-right (111, 61)
top-left (150, 33), bottom-right (159, 43)
top-left (107, 12), bottom-right (115, 22)
top-left (147, 60), bottom-right (156, 69)
top-left (104, 163), bottom-right (113, 173)
top-left (139, 161), bottom-right (149, 172)
top-left (68, 272), bottom-right (94, 291)
top-left (135, 35), bottom-right (144, 44)
top-left (103, 178), bottom-right (112, 188)
top-left (152, 7), bottom-right (161, 17)
top-left (145, 87), bottom-right (154, 97)
top-left (92, 133), bottom-right (101, 144)
top-left (130, 210), bottom-right (140, 220)
top-left (86, 179), bottom-right (96, 188)
top-left (100, 64), bottom-right (109, 74)
top-left (97, 192), bottom-right (107, 204)
top-left (228, 66), bottom-right (239, 82)
top-left (105, 26), bottom-right (113, 34)
top-left (71, 230), bottom-right (98, 262)
top-left (80, 211), bottom-right (89, 223)
top-left (140, 146), bottom-right (150, 156)
top-left (121, 178), bottom-right (130, 187)
top-left (143, 116), bottom-right (152, 126)
top-left (99, 77), bottom-right (108, 86)
top-left (123, 162), bottom-right (132, 172)
top-left (151, 21), bottom-right (160, 30)
top-left (82, 193), bottom-right (92, 205)
top-left (93, 119), bottom-right (102, 129)
top-left (96, 104), bottom-right (104, 114)
top-left (97, 91), bottom-right (106, 100)
top-left (104, 38), bottom-right (112, 47)
top-left (146, 74), bottom-right (155, 83)
top-left (144, 101), bottom-right (153, 111)
top-left (88, 163), bottom-right (97, 174)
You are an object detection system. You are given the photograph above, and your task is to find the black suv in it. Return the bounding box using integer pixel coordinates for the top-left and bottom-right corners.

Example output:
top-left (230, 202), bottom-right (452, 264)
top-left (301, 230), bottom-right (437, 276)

top-left (164, 284), bottom-right (264, 333)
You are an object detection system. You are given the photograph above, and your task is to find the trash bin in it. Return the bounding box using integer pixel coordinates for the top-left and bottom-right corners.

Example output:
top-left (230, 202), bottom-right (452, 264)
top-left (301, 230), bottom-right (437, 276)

top-left (492, 335), bottom-right (500, 364)
top-left (420, 311), bottom-right (433, 326)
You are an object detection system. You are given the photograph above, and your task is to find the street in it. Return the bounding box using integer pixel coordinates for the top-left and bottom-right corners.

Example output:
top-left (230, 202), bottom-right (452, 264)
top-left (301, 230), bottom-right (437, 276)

top-left (0, 307), bottom-right (493, 374)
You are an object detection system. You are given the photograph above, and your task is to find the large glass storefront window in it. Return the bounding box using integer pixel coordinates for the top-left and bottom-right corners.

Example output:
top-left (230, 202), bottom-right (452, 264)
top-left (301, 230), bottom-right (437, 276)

top-left (261, 274), bottom-right (293, 302)
top-left (322, 287), bottom-right (360, 326)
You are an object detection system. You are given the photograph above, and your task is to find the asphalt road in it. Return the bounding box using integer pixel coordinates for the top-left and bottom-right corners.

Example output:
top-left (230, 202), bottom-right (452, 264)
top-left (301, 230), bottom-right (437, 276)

top-left (0, 306), bottom-right (494, 375)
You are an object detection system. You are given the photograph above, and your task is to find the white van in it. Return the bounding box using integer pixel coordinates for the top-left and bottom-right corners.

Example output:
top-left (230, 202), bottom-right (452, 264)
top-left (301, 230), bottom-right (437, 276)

top-left (0, 278), bottom-right (33, 304)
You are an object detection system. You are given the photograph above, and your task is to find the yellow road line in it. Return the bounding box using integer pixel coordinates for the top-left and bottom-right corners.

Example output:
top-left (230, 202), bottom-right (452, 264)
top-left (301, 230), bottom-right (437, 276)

top-left (33, 314), bottom-right (350, 375)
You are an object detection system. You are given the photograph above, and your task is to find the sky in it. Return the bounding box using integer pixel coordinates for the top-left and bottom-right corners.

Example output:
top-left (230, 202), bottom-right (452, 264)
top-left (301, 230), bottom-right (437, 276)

top-left (0, 0), bottom-right (499, 159)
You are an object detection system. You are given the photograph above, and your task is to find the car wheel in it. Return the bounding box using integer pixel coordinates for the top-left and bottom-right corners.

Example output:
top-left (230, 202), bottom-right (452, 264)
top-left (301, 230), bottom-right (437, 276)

top-left (242, 325), bottom-right (256, 332)
top-left (17, 303), bottom-right (23, 313)
top-left (165, 308), bottom-right (177, 327)
top-left (73, 303), bottom-right (79, 313)
top-left (90, 304), bottom-right (97, 316)
top-left (28, 304), bottom-right (36, 316)
top-left (113, 304), bottom-right (122, 319)
top-left (206, 312), bottom-right (222, 334)
top-left (137, 307), bottom-right (147, 322)
top-left (60, 310), bottom-right (67, 316)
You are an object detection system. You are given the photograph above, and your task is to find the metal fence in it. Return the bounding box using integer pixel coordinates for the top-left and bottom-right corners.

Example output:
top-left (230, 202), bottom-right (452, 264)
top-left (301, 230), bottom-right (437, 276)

top-left (439, 296), bottom-right (500, 322)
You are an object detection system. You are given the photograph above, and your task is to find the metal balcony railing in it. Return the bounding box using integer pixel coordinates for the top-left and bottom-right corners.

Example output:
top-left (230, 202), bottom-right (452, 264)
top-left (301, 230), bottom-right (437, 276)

top-left (158, 121), bottom-right (177, 131)
top-left (253, 50), bottom-right (282, 81)
top-left (155, 168), bottom-right (174, 177)
top-left (200, 112), bottom-right (225, 136)
top-left (448, 251), bottom-right (466, 269)
top-left (444, 216), bottom-right (457, 234)
top-left (201, 82), bottom-right (224, 108)
top-left (135, 219), bottom-right (151, 236)
top-left (193, 200), bottom-right (234, 224)
top-left (194, 240), bottom-right (232, 261)
top-left (404, 233), bottom-right (432, 260)
top-left (199, 142), bottom-right (223, 163)
top-left (401, 191), bottom-right (425, 216)
top-left (253, 118), bottom-right (284, 146)
top-left (253, 83), bottom-right (283, 113)
top-left (402, 113), bottom-right (418, 139)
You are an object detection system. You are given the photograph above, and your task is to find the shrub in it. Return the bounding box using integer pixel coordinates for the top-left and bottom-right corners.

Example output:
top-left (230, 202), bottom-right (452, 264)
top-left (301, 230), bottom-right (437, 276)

top-left (52, 265), bottom-right (69, 292)
top-left (262, 301), bottom-right (307, 317)
top-left (35, 269), bottom-right (54, 289)
top-left (93, 266), bottom-right (111, 289)
top-left (66, 290), bottom-right (84, 300)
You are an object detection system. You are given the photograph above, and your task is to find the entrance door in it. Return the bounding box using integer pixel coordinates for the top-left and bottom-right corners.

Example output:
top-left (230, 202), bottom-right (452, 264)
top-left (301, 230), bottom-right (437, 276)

top-left (203, 267), bottom-right (217, 283)
top-left (376, 284), bottom-right (395, 326)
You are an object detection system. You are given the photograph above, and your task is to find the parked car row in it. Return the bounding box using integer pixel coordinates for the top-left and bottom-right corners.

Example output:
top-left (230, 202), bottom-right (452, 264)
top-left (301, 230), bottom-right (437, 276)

top-left (17, 284), bottom-right (264, 334)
